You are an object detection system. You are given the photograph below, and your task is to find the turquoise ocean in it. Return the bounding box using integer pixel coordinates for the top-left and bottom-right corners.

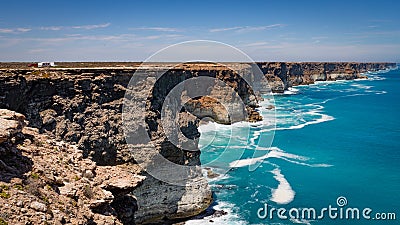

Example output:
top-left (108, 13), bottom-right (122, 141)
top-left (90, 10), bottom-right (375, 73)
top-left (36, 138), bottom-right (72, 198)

top-left (188, 67), bottom-right (400, 224)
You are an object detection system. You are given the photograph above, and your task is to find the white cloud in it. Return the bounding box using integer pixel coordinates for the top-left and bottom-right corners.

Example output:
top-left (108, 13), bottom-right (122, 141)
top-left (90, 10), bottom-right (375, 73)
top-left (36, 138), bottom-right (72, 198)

top-left (40, 26), bottom-right (63, 31)
top-left (16, 28), bottom-right (31, 32)
top-left (209, 24), bottom-right (285, 33)
top-left (0, 27), bottom-right (31, 33)
top-left (241, 42), bottom-right (269, 47)
top-left (40, 23), bottom-right (111, 31)
top-left (0, 28), bottom-right (13, 33)
top-left (209, 26), bottom-right (242, 32)
top-left (0, 33), bottom-right (184, 46)
top-left (72, 23), bottom-right (111, 30)
top-left (130, 27), bottom-right (181, 32)
top-left (28, 48), bottom-right (52, 54)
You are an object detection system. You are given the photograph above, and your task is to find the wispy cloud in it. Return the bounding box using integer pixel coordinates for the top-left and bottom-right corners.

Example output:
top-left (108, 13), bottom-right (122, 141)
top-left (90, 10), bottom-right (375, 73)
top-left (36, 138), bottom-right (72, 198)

top-left (28, 48), bottom-right (52, 54)
top-left (0, 33), bottom-right (184, 46)
top-left (33, 34), bottom-right (133, 43)
top-left (40, 23), bottom-right (111, 31)
top-left (241, 41), bottom-right (269, 47)
top-left (209, 24), bottom-right (285, 33)
top-left (16, 28), bottom-right (31, 32)
top-left (71, 23), bottom-right (111, 30)
top-left (0, 27), bottom-right (31, 34)
top-left (141, 34), bottom-right (184, 40)
top-left (209, 26), bottom-right (242, 32)
top-left (130, 27), bottom-right (181, 32)
top-left (40, 26), bottom-right (63, 31)
top-left (0, 28), bottom-right (13, 33)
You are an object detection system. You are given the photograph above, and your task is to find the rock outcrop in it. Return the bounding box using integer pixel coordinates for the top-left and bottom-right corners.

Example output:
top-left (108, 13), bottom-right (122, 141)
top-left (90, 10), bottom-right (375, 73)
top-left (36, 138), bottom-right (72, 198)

top-left (0, 109), bottom-right (26, 144)
top-left (258, 62), bottom-right (397, 92)
top-left (0, 109), bottom-right (147, 224)
top-left (0, 62), bottom-right (395, 224)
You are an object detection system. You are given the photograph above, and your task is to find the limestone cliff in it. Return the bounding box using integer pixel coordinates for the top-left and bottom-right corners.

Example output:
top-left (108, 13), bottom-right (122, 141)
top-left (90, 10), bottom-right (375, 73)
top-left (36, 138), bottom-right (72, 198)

top-left (0, 70), bottom-right (213, 224)
top-left (258, 62), bottom-right (397, 92)
top-left (0, 62), bottom-right (395, 224)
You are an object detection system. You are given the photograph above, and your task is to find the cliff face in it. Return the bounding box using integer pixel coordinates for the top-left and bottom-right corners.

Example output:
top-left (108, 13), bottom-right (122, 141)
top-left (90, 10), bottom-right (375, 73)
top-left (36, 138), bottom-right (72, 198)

top-left (0, 62), bottom-right (395, 224)
top-left (0, 65), bottom-right (261, 224)
top-left (0, 72), bottom-right (212, 224)
top-left (258, 62), bottom-right (397, 92)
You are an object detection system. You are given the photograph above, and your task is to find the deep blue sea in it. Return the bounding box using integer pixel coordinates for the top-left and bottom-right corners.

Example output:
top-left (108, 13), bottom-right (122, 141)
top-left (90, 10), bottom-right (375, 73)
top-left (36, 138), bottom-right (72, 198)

top-left (188, 67), bottom-right (400, 224)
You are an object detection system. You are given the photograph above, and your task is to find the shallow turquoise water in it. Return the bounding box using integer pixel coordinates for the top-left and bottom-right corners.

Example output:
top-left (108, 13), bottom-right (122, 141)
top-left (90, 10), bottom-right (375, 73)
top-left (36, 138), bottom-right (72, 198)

top-left (193, 68), bottom-right (400, 224)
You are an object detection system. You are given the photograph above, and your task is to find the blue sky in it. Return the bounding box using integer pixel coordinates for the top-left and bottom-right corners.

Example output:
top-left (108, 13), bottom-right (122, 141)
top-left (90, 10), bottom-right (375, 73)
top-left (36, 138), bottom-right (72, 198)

top-left (0, 0), bottom-right (399, 62)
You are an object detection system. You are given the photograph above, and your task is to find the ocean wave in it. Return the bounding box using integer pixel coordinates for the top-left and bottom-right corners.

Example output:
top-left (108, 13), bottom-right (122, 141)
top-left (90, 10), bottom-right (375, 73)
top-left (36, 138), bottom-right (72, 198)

top-left (290, 218), bottom-right (312, 225)
top-left (228, 147), bottom-right (311, 168)
top-left (198, 120), bottom-right (249, 133)
top-left (276, 114), bottom-right (334, 131)
top-left (350, 83), bottom-right (373, 89)
top-left (229, 154), bottom-right (269, 168)
top-left (248, 101), bottom-right (333, 135)
top-left (375, 90), bottom-right (387, 95)
top-left (278, 157), bottom-right (333, 168)
top-left (275, 112), bottom-right (335, 130)
top-left (270, 168), bottom-right (295, 204)
top-left (365, 74), bottom-right (387, 81)
top-left (283, 87), bottom-right (300, 95)
top-left (185, 201), bottom-right (247, 225)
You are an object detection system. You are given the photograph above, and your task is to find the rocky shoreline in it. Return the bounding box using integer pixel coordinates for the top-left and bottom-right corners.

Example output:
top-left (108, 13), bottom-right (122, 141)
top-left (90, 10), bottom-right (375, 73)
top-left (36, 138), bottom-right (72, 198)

top-left (0, 62), bottom-right (396, 224)
top-left (257, 62), bottom-right (397, 92)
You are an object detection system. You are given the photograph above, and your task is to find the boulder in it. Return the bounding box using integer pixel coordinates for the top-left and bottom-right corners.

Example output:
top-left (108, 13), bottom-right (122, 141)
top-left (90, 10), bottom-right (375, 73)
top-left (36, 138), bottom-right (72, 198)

top-left (0, 109), bottom-right (26, 144)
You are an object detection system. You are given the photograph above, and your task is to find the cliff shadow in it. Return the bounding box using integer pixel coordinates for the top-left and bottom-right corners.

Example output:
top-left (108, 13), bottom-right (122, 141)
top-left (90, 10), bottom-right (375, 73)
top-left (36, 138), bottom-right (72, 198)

top-left (0, 142), bottom-right (33, 183)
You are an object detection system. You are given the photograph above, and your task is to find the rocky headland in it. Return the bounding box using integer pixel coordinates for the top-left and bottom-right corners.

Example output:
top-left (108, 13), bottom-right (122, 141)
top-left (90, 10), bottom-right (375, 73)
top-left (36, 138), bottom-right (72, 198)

top-left (0, 62), bottom-right (396, 224)
top-left (258, 62), bottom-right (396, 92)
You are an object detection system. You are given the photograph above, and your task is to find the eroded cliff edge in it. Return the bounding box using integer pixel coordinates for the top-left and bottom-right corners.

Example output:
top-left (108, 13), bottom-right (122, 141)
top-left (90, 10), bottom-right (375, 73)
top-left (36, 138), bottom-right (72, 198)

top-left (259, 62), bottom-right (396, 92)
top-left (0, 62), bottom-right (396, 224)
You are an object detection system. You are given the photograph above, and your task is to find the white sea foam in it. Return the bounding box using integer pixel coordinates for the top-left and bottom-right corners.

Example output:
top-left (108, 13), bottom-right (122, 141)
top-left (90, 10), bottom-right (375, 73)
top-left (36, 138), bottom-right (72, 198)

top-left (350, 83), bottom-right (373, 89)
top-left (228, 145), bottom-right (332, 171)
top-left (228, 147), bottom-right (310, 168)
top-left (185, 201), bottom-right (247, 225)
top-left (279, 114), bottom-right (334, 130)
top-left (229, 154), bottom-right (269, 168)
top-left (253, 146), bottom-right (276, 151)
top-left (283, 87), bottom-right (300, 95)
top-left (247, 106), bottom-right (334, 135)
top-left (198, 121), bottom-right (217, 133)
top-left (290, 218), bottom-right (312, 225)
top-left (375, 90), bottom-right (387, 95)
top-left (270, 168), bottom-right (295, 204)
top-left (366, 74), bottom-right (387, 81)
top-left (278, 157), bottom-right (333, 168)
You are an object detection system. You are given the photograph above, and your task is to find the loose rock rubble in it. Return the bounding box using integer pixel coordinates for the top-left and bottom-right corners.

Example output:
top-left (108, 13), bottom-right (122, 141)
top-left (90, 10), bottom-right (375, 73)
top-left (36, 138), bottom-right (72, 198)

top-left (0, 109), bottom-right (145, 225)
